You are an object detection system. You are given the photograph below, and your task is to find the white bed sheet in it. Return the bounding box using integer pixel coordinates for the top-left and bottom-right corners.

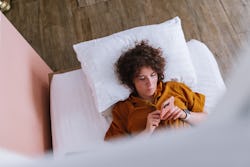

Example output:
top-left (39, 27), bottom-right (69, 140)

top-left (50, 39), bottom-right (226, 156)
top-left (50, 70), bottom-right (109, 156)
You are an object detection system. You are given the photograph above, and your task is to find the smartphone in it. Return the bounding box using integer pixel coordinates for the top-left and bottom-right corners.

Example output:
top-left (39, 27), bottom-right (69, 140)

top-left (160, 96), bottom-right (174, 119)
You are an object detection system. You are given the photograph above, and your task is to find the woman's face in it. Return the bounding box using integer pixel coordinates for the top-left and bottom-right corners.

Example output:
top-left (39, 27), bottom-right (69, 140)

top-left (133, 66), bottom-right (158, 101)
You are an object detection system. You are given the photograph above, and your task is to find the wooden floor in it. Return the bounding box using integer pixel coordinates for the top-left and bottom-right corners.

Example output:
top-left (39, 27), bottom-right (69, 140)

top-left (4, 0), bottom-right (250, 81)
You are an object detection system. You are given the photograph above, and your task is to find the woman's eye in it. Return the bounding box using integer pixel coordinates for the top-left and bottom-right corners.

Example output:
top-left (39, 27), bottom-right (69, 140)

top-left (138, 77), bottom-right (145, 80)
top-left (151, 73), bottom-right (157, 77)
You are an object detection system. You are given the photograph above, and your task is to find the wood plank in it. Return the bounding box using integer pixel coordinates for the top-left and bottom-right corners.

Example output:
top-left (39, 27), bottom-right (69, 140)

top-left (220, 0), bottom-right (250, 33)
top-left (39, 0), bottom-right (80, 71)
top-left (185, 0), bottom-right (244, 79)
top-left (187, 0), bottom-right (236, 41)
top-left (77, 0), bottom-right (109, 7)
top-left (205, 35), bottom-right (243, 79)
top-left (149, 0), bottom-right (201, 40)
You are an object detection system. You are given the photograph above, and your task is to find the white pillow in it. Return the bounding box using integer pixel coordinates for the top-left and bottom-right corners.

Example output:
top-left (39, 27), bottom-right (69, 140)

top-left (187, 40), bottom-right (226, 112)
top-left (73, 17), bottom-right (197, 113)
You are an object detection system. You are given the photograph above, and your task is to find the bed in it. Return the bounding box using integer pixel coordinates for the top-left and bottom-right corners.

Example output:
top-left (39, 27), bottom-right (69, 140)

top-left (49, 17), bottom-right (226, 156)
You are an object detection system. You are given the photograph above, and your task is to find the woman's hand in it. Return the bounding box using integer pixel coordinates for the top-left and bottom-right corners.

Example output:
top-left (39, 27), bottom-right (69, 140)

top-left (161, 104), bottom-right (208, 125)
top-left (160, 96), bottom-right (185, 120)
top-left (161, 105), bottom-right (186, 121)
top-left (145, 110), bottom-right (161, 134)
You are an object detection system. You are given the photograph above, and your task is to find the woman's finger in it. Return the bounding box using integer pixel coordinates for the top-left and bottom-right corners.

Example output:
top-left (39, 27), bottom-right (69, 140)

top-left (162, 106), bottom-right (176, 120)
top-left (161, 111), bottom-right (171, 120)
top-left (151, 110), bottom-right (161, 114)
top-left (173, 112), bottom-right (182, 120)
top-left (169, 107), bottom-right (182, 120)
top-left (163, 106), bottom-right (179, 120)
top-left (152, 119), bottom-right (160, 126)
top-left (151, 114), bottom-right (160, 119)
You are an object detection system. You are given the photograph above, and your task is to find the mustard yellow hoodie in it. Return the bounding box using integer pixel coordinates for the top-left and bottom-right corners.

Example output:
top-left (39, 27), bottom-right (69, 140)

top-left (105, 81), bottom-right (205, 140)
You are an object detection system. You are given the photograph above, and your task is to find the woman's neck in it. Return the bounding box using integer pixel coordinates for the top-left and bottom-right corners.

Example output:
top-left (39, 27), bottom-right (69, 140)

top-left (140, 95), bottom-right (154, 103)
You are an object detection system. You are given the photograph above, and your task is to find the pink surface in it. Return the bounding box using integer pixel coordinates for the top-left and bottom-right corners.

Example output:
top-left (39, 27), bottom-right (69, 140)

top-left (0, 12), bottom-right (52, 156)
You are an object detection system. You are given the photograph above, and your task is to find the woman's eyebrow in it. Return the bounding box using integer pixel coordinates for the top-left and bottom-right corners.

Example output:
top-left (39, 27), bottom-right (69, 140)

top-left (137, 73), bottom-right (144, 76)
top-left (137, 75), bottom-right (145, 78)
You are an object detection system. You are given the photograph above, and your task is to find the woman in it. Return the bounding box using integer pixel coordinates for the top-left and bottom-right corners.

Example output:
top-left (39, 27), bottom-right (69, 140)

top-left (104, 40), bottom-right (207, 141)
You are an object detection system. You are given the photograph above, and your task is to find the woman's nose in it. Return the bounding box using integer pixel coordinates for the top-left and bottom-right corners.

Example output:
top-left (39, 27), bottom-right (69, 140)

top-left (145, 77), bottom-right (152, 86)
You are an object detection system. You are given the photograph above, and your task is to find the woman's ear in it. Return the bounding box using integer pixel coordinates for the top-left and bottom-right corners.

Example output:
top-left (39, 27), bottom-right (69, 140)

top-left (130, 83), bottom-right (137, 93)
top-left (158, 74), bottom-right (164, 81)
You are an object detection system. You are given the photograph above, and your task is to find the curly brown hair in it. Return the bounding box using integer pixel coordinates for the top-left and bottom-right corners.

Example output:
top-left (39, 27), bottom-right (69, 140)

top-left (115, 40), bottom-right (166, 91)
